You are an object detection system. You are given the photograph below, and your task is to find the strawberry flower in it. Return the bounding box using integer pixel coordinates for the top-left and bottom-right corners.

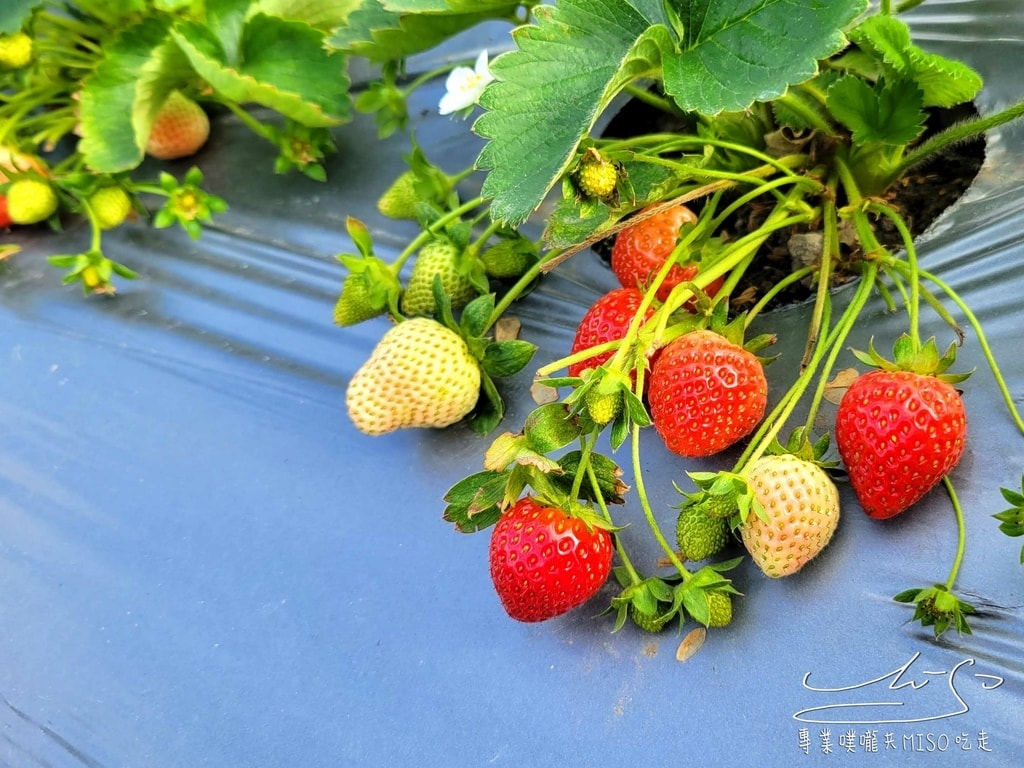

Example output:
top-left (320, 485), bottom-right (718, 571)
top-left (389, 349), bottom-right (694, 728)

top-left (438, 50), bottom-right (494, 116)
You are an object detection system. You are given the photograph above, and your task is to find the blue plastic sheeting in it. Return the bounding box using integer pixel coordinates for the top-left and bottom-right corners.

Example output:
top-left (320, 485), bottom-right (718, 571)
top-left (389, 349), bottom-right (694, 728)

top-left (2, 5), bottom-right (1024, 767)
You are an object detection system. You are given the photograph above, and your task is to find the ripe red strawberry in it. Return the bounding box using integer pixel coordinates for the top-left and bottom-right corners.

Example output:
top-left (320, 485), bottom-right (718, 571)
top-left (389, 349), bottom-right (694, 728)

top-left (836, 368), bottom-right (967, 519)
top-left (489, 496), bottom-right (613, 622)
top-left (568, 287), bottom-right (654, 378)
top-left (146, 90), bottom-right (210, 160)
top-left (648, 329), bottom-right (768, 457)
top-left (610, 203), bottom-right (724, 303)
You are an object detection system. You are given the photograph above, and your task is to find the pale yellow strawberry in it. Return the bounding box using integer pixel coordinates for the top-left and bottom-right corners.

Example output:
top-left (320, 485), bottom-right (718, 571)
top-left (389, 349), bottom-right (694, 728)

top-left (346, 317), bottom-right (481, 435)
top-left (740, 454), bottom-right (840, 578)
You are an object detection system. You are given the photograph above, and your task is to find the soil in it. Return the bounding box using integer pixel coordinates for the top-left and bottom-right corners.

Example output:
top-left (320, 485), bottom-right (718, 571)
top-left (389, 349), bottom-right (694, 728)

top-left (591, 99), bottom-right (986, 313)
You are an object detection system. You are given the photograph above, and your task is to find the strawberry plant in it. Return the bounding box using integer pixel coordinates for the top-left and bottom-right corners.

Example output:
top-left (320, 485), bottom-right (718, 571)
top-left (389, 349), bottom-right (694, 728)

top-left (332, 0), bottom-right (1024, 645)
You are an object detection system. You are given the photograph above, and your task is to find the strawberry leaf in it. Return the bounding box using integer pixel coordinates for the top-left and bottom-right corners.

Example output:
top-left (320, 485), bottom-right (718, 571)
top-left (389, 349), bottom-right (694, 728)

top-left (826, 75), bottom-right (926, 147)
top-left (848, 14), bottom-right (983, 108)
top-left (78, 17), bottom-right (195, 173)
top-left (328, 0), bottom-right (520, 61)
top-left (480, 339), bottom-right (537, 378)
top-left (0, 0), bottom-right (39, 35)
top-left (476, 0), bottom-right (866, 225)
top-left (442, 470), bottom-right (509, 533)
top-left (171, 13), bottom-right (350, 127)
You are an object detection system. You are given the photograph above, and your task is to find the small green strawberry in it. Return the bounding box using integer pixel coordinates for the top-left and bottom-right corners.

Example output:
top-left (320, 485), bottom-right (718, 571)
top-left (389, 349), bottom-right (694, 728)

top-left (346, 317), bottom-right (481, 434)
top-left (583, 384), bottom-right (621, 426)
top-left (400, 237), bottom-right (479, 316)
top-left (146, 90), bottom-right (210, 160)
top-left (479, 238), bottom-right (537, 280)
top-left (88, 186), bottom-right (133, 230)
top-left (334, 272), bottom-right (384, 327)
top-left (675, 503), bottom-right (730, 562)
top-left (575, 148), bottom-right (619, 201)
top-left (6, 178), bottom-right (58, 224)
top-left (740, 454), bottom-right (841, 578)
top-left (629, 602), bottom-right (670, 633)
top-left (706, 591), bottom-right (733, 628)
top-left (377, 170), bottom-right (421, 220)
top-left (0, 32), bottom-right (32, 69)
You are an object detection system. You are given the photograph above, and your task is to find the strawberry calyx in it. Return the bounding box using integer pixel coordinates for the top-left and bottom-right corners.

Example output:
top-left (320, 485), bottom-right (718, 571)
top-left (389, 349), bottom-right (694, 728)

top-left (852, 334), bottom-right (972, 384)
top-left (430, 277), bottom-right (536, 436)
top-left (893, 584), bottom-right (974, 637)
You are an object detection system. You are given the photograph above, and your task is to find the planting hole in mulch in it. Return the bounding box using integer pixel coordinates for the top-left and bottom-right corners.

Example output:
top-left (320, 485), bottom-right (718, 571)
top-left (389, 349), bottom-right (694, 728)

top-left (591, 96), bottom-right (986, 314)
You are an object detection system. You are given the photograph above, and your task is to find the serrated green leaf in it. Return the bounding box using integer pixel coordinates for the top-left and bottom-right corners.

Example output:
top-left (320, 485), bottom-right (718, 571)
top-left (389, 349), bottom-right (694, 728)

top-left (476, 0), bottom-right (673, 226)
top-left (78, 17), bottom-right (195, 173)
top-left (442, 469), bottom-right (508, 532)
top-left (849, 14), bottom-right (983, 108)
top-left (251, 0), bottom-right (360, 29)
top-left (481, 339), bottom-right (537, 378)
top-left (0, 0), bottom-right (39, 34)
top-left (328, 0), bottom-right (517, 60)
top-left (476, 0), bottom-right (865, 226)
top-left (827, 75), bottom-right (926, 146)
top-left (543, 196), bottom-right (614, 248)
top-left (662, 0), bottom-right (866, 114)
top-left (469, 371), bottom-right (504, 435)
top-left (171, 14), bottom-right (350, 127)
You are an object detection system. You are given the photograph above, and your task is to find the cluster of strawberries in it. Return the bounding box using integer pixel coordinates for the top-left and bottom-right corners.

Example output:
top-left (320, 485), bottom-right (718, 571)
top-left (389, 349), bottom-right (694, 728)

top-left (344, 193), bottom-right (972, 636)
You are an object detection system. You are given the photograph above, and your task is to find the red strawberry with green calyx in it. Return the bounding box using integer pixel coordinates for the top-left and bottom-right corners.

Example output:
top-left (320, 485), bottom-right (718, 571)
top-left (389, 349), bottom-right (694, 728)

top-left (648, 306), bottom-right (771, 458)
top-left (489, 496), bottom-right (613, 622)
top-left (568, 287), bottom-right (656, 379)
top-left (610, 203), bottom-right (725, 304)
top-left (835, 335), bottom-right (969, 519)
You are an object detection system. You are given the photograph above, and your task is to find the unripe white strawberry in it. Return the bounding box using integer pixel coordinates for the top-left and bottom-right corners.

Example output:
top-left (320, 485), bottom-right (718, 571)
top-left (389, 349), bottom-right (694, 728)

top-left (146, 90), bottom-right (210, 160)
top-left (346, 317), bottom-right (481, 435)
top-left (740, 454), bottom-right (840, 578)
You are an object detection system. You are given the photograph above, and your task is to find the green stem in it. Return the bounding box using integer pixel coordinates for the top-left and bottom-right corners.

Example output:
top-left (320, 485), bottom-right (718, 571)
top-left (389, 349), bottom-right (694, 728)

top-left (743, 265), bottom-right (818, 328)
top-left (906, 264), bottom-right (1024, 435)
top-left (630, 420), bottom-right (691, 579)
top-left (774, 92), bottom-right (835, 134)
top-left (390, 195), bottom-right (487, 273)
top-left (486, 246), bottom-right (569, 333)
top-left (587, 462), bottom-right (642, 585)
top-left (868, 200), bottom-right (921, 347)
top-left (623, 84), bottom-right (677, 115)
top-left (889, 99), bottom-right (1024, 187)
top-left (941, 476), bottom-right (967, 590)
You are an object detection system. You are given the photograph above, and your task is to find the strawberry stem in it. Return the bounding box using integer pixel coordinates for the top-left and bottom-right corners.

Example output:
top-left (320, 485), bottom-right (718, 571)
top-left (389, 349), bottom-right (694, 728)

top-left (910, 265), bottom-right (1024, 435)
top-left (630, 419), bottom-right (691, 580)
top-left (942, 476), bottom-right (968, 592)
top-left (868, 201), bottom-right (921, 349)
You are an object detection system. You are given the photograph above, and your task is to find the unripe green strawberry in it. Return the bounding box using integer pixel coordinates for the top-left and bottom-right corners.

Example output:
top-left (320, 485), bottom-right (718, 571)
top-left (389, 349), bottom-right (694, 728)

top-left (88, 186), bottom-right (133, 230)
top-left (479, 239), bottom-right (536, 279)
top-left (740, 454), bottom-right (840, 578)
top-left (0, 32), bottom-right (32, 69)
top-left (576, 150), bottom-right (618, 200)
top-left (400, 237), bottom-right (477, 316)
top-left (376, 170), bottom-right (421, 220)
top-left (706, 591), bottom-right (733, 628)
top-left (630, 603), bottom-right (669, 633)
top-left (675, 503), bottom-right (730, 562)
top-left (584, 386), bottom-right (621, 425)
top-left (346, 317), bottom-right (481, 434)
top-left (146, 90), bottom-right (210, 160)
top-left (6, 178), bottom-right (58, 224)
top-left (334, 272), bottom-right (385, 327)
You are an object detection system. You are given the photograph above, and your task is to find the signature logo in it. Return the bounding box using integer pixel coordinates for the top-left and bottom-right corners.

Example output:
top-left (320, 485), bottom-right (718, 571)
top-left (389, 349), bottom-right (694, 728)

top-left (793, 652), bottom-right (1004, 725)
